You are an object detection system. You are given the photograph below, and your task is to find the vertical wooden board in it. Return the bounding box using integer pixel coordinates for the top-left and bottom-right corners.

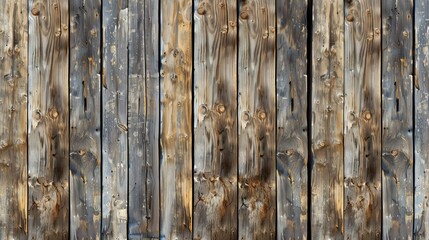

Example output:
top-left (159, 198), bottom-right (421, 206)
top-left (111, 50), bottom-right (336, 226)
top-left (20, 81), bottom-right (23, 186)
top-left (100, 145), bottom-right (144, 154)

top-left (101, 0), bottom-right (128, 238)
top-left (128, 0), bottom-right (160, 238)
top-left (276, 0), bottom-right (308, 238)
top-left (0, 0), bottom-right (27, 238)
top-left (310, 0), bottom-right (344, 238)
top-left (193, 0), bottom-right (238, 239)
top-left (381, 0), bottom-right (413, 238)
top-left (238, 0), bottom-right (276, 239)
top-left (69, 0), bottom-right (101, 238)
top-left (415, 0), bottom-right (429, 238)
top-left (160, 0), bottom-right (193, 239)
top-left (344, 0), bottom-right (382, 238)
top-left (28, 0), bottom-right (69, 238)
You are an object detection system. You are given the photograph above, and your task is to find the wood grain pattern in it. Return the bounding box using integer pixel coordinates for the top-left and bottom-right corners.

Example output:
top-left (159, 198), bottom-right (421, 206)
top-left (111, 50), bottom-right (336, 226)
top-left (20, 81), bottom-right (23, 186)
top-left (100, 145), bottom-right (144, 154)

top-left (310, 0), bottom-right (344, 238)
top-left (69, 0), bottom-right (101, 238)
top-left (381, 0), bottom-right (413, 238)
top-left (128, 0), bottom-right (160, 238)
top-left (193, 0), bottom-right (238, 239)
top-left (28, 0), bottom-right (69, 238)
top-left (160, 0), bottom-right (193, 238)
top-left (344, 0), bottom-right (382, 238)
top-left (276, 0), bottom-right (308, 238)
top-left (0, 0), bottom-right (27, 238)
top-left (238, 0), bottom-right (276, 239)
top-left (101, 0), bottom-right (128, 238)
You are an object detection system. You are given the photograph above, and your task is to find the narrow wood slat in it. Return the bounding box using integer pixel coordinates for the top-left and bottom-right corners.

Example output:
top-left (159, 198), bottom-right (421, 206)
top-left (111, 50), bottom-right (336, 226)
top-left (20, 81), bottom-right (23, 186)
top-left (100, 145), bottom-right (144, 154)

top-left (101, 0), bottom-right (128, 238)
top-left (238, 0), bottom-right (276, 238)
top-left (381, 0), bottom-right (413, 238)
top-left (310, 0), bottom-right (344, 238)
top-left (128, 0), bottom-right (160, 238)
top-left (160, 0), bottom-right (193, 238)
top-left (69, 0), bottom-right (101, 238)
top-left (28, 0), bottom-right (69, 238)
top-left (193, 0), bottom-right (238, 239)
top-left (0, 0), bottom-right (27, 238)
top-left (276, 0), bottom-right (308, 238)
top-left (344, 0), bottom-right (382, 238)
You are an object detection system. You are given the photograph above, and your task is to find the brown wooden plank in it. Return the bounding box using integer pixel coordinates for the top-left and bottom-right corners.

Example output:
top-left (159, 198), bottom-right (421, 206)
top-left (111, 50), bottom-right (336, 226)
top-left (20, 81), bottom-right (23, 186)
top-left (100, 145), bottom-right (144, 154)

top-left (238, 0), bottom-right (276, 238)
top-left (101, 0), bottom-right (128, 238)
top-left (27, 0), bottom-right (69, 238)
top-left (128, 0), bottom-right (160, 238)
top-left (193, 0), bottom-right (238, 239)
top-left (160, 0), bottom-right (193, 238)
top-left (69, 0), bottom-right (101, 238)
top-left (0, 0), bottom-right (28, 238)
top-left (344, 0), bottom-right (382, 238)
top-left (310, 0), bottom-right (344, 238)
top-left (381, 0), bottom-right (413, 238)
top-left (276, 0), bottom-right (308, 238)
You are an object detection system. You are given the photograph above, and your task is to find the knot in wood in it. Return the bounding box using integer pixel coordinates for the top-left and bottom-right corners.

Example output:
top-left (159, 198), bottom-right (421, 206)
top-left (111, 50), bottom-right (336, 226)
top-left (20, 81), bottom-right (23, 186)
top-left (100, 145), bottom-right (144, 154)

top-left (363, 111), bottom-right (371, 120)
top-left (197, 3), bottom-right (206, 15)
top-left (199, 104), bottom-right (208, 114)
top-left (216, 104), bottom-right (225, 113)
top-left (258, 111), bottom-right (266, 120)
top-left (31, 6), bottom-right (40, 16)
top-left (240, 10), bottom-right (249, 20)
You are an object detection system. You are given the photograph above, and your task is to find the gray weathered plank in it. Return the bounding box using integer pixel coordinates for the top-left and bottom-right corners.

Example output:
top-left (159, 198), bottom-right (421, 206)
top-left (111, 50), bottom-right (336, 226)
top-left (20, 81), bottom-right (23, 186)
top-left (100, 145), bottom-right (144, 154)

top-left (238, 0), bottom-right (276, 238)
top-left (381, 0), bottom-right (413, 238)
top-left (344, 0), bottom-right (382, 238)
top-left (276, 0), bottom-right (308, 238)
top-left (193, 0), bottom-right (238, 239)
top-left (160, 0), bottom-right (193, 238)
top-left (128, 0), bottom-right (160, 238)
top-left (310, 0), bottom-right (344, 238)
top-left (101, 0), bottom-right (128, 238)
top-left (28, 0), bottom-right (69, 238)
top-left (69, 0), bottom-right (101, 238)
top-left (0, 0), bottom-right (28, 238)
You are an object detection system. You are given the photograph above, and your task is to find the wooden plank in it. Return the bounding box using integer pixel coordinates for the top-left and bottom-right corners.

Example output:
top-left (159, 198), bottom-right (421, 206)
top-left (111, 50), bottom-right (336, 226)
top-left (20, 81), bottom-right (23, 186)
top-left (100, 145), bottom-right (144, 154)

top-left (0, 0), bottom-right (28, 238)
top-left (238, 0), bottom-right (276, 238)
top-left (128, 0), bottom-right (160, 238)
top-left (160, 0), bottom-right (193, 238)
top-left (101, 0), bottom-right (128, 238)
top-left (310, 0), bottom-right (344, 238)
top-left (276, 0), bottom-right (308, 238)
top-left (415, 0), bottom-right (429, 238)
top-left (193, 0), bottom-right (238, 239)
top-left (69, 0), bottom-right (101, 238)
top-left (381, 0), bottom-right (413, 238)
top-left (344, 0), bottom-right (382, 238)
top-left (27, 0), bottom-right (69, 238)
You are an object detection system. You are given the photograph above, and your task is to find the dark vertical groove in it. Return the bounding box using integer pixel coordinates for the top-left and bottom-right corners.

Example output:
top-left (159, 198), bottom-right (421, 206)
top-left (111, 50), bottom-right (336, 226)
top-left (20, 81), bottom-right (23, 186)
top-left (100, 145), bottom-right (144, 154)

top-left (126, 0), bottom-right (130, 237)
top-left (158, 0), bottom-right (162, 237)
top-left (99, 0), bottom-right (104, 235)
top-left (380, 0), bottom-right (383, 236)
top-left (274, 0), bottom-right (278, 238)
top-left (306, 0), bottom-right (312, 239)
top-left (68, 0), bottom-right (71, 238)
top-left (191, 0), bottom-right (195, 237)
top-left (236, 0), bottom-right (240, 238)
top-left (412, 0), bottom-right (416, 236)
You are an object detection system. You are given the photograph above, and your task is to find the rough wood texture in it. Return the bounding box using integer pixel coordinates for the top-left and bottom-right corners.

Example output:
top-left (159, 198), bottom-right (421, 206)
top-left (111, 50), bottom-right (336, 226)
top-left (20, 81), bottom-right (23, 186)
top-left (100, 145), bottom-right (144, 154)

top-left (160, 0), bottom-right (193, 238)
top-left (310, 0), bottom-right (344, 238)
top-left (193, 0), bottom-right (238, 239)
top-left (101, 0), bottom-right (128, 238)
top-left (344, 0), bottom-right (382, 238)
top-left (0, 0), bottom-right (27, 238)
top-left (28, 0), bottom-right (69, 238)
top-left (276, 0), bottom-right (308, 238)
top-left (415, 0), bottom-right (429, 238)
top-left (128, 0), bottom-right (160, 238)
top-left (238, 0), bottom-right (276, 239)
top-left (381, 0), bottom-right (413, 238)
top-left (70, 0), bottom-right (101, 238)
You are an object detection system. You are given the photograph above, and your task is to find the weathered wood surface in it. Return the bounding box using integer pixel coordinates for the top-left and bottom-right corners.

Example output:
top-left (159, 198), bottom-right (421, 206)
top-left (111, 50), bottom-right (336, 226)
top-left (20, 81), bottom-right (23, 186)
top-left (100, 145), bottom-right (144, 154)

top-left (238, 0), bottom-right (276, 239)
top-left (160, 0), bottom-right (193, 238)
top-left (344, 0), bottom-right (382, 238)
top-left (310, 0), bottom-right (344, 238)
top-left (101, 0), bottom-right (128, 238)
top-left (70, 0), bottom-right (101, 238)
top-left (0, 0), bottom-right (27, 238)
top-left (28, 0), bottom-right (70, 238)
top-left (276, 0), bottom-right (308, 238)
top-left (415, 0), bottom-right (429, 238)
top-left (128, 0), bottom-right (160, 238)
top-left (381, 0), bottom-right (413, 238)
top-left (193, 0), bottom-right (238, 239)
